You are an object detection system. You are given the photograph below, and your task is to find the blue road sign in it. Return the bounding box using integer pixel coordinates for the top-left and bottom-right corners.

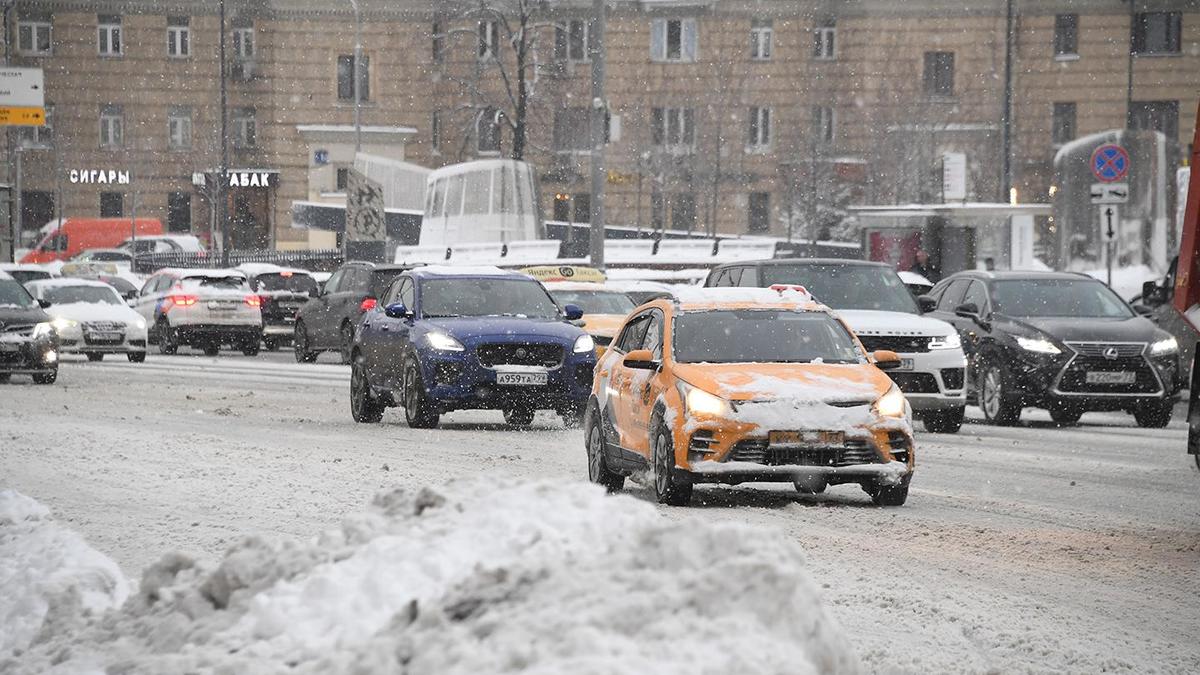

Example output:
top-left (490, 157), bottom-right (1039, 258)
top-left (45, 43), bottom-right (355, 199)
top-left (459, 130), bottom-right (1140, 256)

top-left (1091, 144), bottom-right (1130, 183)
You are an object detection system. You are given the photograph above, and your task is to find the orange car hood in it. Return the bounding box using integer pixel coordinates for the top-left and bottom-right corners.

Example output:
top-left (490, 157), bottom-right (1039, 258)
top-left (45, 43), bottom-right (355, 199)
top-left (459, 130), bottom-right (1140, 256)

top-left (582, 314), bottom-right (625, 338)
top-left (672, 362), bottom-right (890, 404)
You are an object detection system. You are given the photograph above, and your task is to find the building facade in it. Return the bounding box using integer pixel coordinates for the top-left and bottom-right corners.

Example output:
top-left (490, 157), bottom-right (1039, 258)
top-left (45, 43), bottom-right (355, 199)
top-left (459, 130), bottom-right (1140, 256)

top-left (3, 0), bottom-right (1197, 252)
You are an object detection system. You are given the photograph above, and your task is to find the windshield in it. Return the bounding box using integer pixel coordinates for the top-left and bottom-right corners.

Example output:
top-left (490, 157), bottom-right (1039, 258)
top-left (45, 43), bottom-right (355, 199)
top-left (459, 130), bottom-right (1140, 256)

top-left (549, 290), bottom-right (636, 314)
top-left (991, 279), bottom-right (1133, 318)
top-left (42, 285), bottom-right (121, 305)
top-left (673, 310), bottom-right (864, 364)
top-left (0, 279), bottom-right (36, 308)
top-left (420, 277), bottom-right (560, 318)
top-left (8, 270), bottom-right (51, 284)
top-left (181, 276), bottom-right (249, 291)
top-left (760, 264), bottom-right (920, 313)
top-left (78, 251), bottom-right (129, 262)
top-left (254, 272), bottom-right (318, 294)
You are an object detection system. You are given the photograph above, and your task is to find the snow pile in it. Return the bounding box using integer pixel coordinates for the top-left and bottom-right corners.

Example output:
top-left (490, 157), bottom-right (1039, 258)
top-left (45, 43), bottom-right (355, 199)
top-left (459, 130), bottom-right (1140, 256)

top-left (0, 490), bottom-right (129, 659)
top-left (7, 481), bottom-right (859, 674)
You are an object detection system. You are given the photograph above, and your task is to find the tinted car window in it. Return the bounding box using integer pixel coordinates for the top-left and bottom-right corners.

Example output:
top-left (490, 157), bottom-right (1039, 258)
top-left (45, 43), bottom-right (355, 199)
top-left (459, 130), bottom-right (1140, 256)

top-left (323, 269), bottom-right (345, 294)
top-left (673, 310), bottom-right (863, 364)
top-left (253, 272), bottom-right (318, 293)
top-left (0, 279), bottom-right (36, 308)
top-left (738, 266), bottom-right (759, 287)
top-left (615, 314), bottom-right (651, 352)
top-left (370, 269), bottom-right (407, 298)
top-left (961, 281), bottom-right (989, 313)
top-left (759, 263), bottom-right (920, 313)
top-left (937, 279), bottom-right (971, 311)
top-left (419, 277), bottom-right (559, 318)
top-left (548, 290), bottom-right (636, 314)
top-left (643, 312), bottom-right (664, 359)
top-left (991, 279), bottom-right (1133, 318)
top-left (400, 278), bottom-right (415, 308)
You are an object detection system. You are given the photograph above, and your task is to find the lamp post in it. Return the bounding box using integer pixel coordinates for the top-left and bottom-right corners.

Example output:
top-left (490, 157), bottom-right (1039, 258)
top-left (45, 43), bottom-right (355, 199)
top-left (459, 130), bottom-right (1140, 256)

top-left (349, 0), bottom-right (362, 153)
top-left (218, 0), bottom-right (230, 266)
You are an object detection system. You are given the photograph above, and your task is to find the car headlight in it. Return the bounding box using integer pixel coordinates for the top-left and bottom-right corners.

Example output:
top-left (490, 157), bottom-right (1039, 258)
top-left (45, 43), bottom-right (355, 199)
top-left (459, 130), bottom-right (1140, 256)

top-left (875, 384), bottom-right (907, 418)
top-left (928, 332), bottom-right (961, 350)
top-left (1150, 336), bottom-right (1178, 356)
top-left (573, 334), bottom-right (595, 353)
top-left (32, 322), bottom-right (55, 338)
top-left (1016, 336), bottom-right (1060, 354)
top-left (678, 381), bottom-right (733, 418)
top-left (50, 317), bottom-right (77, 332)
top-left (133, 318), bottom-right (147, 331)
top-left (424, 331), bottom-right (464, 352)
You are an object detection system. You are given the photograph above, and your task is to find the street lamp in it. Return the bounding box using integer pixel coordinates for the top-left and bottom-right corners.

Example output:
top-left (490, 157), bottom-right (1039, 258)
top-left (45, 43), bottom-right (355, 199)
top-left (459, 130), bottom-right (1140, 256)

top-left (349, 0), bottom-right (362, 153)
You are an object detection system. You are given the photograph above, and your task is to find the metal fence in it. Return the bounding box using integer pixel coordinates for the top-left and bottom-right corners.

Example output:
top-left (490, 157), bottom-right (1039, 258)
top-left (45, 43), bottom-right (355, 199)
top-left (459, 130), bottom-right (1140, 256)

top-left (133, 249), bottom-right (345, 274)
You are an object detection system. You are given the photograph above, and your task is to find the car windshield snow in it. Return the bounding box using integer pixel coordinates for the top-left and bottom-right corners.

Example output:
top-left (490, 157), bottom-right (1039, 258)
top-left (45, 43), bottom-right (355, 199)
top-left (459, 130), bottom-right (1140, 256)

top-left (42, 286), bottom-right (122, 305)
top-left (760, 264), bottom-right (921, 314)
top-left (0, 279), bottom-right (36, 308)
top-left (253, 272), bottom-right (318, 294)
top-left (991, 279), bottom-right (1133, 318)
top-left (673, 310), bottom-right (864, 364)
top-left (420, 278), bottom-right (560, 319)
top-left (182, 276), bottom-right (249, 291)
top-left (549, 290), bottom-right (636, 314)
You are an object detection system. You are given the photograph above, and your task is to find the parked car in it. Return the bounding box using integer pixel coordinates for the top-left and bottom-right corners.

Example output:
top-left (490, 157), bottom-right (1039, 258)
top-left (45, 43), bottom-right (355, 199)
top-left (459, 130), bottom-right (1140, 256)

top-left (706, 259), bottom-right (968, 433)
top-left (24, 278), bottom-right (148, 362)
top-left (349, 266), bottom-right (596, 428)
top-left (926, 270), bottom-right (1181, 427)
top-left (20, 217), bottom-right (164, 264)
top-left (238, 263), bottom-right (319, 351)
top-left (70, 248), bottom-right (133, 266)
top-left (543, 281), bottom-right (637, 356)
top-left (293, 261), bottom-right (418, 364)
top-left (0, 272), bottom-right (59, 384)
top-left (95, 275), bottom-right (140, 302)
top-left (0, 263), bottom-right (55, 285)
top-left (118, 234), bottom-right (206, 254)
top-left (584, 287), bottom-right (915, 506)
top-left (131, 268), bottom-right (263, 357)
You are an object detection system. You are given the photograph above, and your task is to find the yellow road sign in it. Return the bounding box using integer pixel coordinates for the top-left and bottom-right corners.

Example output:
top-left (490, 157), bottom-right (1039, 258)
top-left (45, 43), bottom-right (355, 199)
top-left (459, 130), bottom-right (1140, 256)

top-left (0, 106), bottom-right (45, 126)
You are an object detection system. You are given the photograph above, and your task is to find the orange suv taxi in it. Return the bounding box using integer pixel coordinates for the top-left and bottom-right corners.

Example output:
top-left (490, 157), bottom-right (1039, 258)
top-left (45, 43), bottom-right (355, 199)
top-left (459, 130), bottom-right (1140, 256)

top-left (583, 287), bottom-right (915, 506)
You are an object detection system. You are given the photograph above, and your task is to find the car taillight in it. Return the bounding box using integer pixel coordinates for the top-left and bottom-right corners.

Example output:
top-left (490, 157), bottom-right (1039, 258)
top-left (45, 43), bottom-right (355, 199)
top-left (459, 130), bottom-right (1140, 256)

top-left (360, 296), bottom-right (377, 311)
top-left (245, 295), bottom-right (263, 308)
top-left (167, 294), bottom-right (198, 307)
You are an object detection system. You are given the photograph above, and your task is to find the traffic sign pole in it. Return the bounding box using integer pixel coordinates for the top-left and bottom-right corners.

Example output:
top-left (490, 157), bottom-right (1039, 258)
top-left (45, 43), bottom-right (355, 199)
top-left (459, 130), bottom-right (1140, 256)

top-left (1101, 205), bottom-right (1119, 287)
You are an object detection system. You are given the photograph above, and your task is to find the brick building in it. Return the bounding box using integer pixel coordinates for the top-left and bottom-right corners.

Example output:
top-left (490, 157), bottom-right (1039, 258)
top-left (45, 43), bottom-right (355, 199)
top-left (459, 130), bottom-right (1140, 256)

top-left (3, 0), bottom-right (1197, 252)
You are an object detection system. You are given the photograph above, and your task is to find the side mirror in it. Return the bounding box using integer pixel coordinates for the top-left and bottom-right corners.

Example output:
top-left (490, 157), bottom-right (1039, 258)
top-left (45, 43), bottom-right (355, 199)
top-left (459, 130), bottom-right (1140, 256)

top-left (917, 295), bottom-right (937, 313)
top-left (1141, 280), bottom-right (1168, 306)
top-left (623, 348), bottom-right (659, 370)
top-left (872, 349), bottom-right (902, 371)
top-left (563, 304), bottom-right (584, 321)
top-left (1133, 304), bottom-right (1155, 318)
top-left (384, 302), bottom-right (411, 319)
top-left (37, 299), bottom-right (51, 309)
top-left (954, 302), bottom-right (980, 320)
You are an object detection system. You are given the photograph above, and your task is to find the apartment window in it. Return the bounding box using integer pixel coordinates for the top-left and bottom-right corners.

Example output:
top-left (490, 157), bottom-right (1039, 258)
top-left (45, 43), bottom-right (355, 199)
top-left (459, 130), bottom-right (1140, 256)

top-left (166, 16), bottom-right (190, 57)
top-left (556, 19), bottom-right (594, 62)
top-left (431, 111), bottom-right (441, 153)
top-left (18, 17), bottom-right (52, 55)
top-left (651, 18), bottom-right (697, 62)
top-left (1129, 100), bottom-right (1179, 140)
top-left (233, 108), bottom-right (256, 148)
top-left (747, 106), bottom-right (771, 149)
top-left (335, 167), bottom-right (350, 191)
top-left (1133, 12), bottom-right (1181, 55)
top-left (748, 192), bottom-right (770, 233)
top-left (1052, 102), bottom-right (1076, 145)
top-left (750, 19), bottom-right (773, 60)
top-left (337, 54), bottom-right (370, 101)
top-left (672, 193), bottom-right (697, 231)
top-left (100, 192), bottom-right (123, 218)
top-left (168, 192), bottom-right (192, 233)
top-left (813, 20), bottom-right (836, 59)
top-left (923, 51), bottom-right (954, 97)
top-left (99, 105), bottom-right (123, 148)
top-left (1054, 14), bottom-right (1077, 57)
top-left (477, 108), bottom-right (501, 153)
top-left (232, 22), bottom-right (255, 60)
top-left (479, 20), bottom-right (500, 60)
top-left (813, 105), bottom-right (835, 144)
top-left (651, 107), bottom-right (695, 150)
top-left (19, 104), bottom-right (53, 147)
top-left (167, 106), bottom-right (192, 150)
top-left (97, 14), bottom-right (122, 56)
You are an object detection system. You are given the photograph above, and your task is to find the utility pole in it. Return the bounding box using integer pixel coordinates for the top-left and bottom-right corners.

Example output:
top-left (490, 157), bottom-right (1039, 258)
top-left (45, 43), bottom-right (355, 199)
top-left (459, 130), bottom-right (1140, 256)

top-left (219, 0), bottom-right (230, 266)
top-left (350, 0), bottom-right (362, 153)
top-left (588, 0), bottom-right (605, 270)
top-left (1000, 0), bottom-right (1015, 203)
top-left (4, 0), bottom-right (16, 262)
top-left (1126, 0), bottom-right (1135, 127)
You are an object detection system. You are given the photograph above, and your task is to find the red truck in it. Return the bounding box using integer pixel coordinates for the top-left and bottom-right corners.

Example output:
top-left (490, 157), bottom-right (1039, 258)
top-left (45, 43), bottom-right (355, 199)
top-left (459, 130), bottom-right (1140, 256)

top-left (20, 217), bottom-right (164, 264)
top-left (1170, 101), bottom-right (1200, 471)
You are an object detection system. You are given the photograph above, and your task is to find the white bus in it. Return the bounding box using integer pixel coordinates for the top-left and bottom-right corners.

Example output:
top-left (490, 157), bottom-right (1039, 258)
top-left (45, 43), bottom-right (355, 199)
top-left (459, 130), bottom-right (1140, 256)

top-left (420, 159), bottom-right (542, 246)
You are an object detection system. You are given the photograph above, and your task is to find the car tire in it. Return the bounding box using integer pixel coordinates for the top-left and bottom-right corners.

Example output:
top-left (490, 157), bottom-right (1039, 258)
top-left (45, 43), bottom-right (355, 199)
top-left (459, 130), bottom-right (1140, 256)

top-left (403, 359), bottom-right (439, 429)
top-left (350, 352), bottom-right (385, 424)
top-left (263, 338), bottom-right (279, 351)
top-left (979, 363), bottom-right (1022, 426)
top-left (294, 321), bottom-right (318, 363)
top-left (32, 369), bottom-right (58, 385)
top-left (585, 404), bottom-right (625, 493)
top-left (127, 352), bottom-right (146, 363)
top-left (339, 323), bottom-right (354, 365)
top-left (85, 352), bottom-right (104, 362)
top-left (922, 406), bottom-right (965, 433)
top-left (1133, 400), bottom-right (1173, 428)
top-left (651, 422), bottom-right (692, 506)
top-left (203, 345), bottom-right (220, 357)
top-left (157, 319), bottom-right (178, 355)
top-left (869, 480), bottom-right (910, 507)
top-left (241, 341), bottom-right (261, 357)
top-left (1049, 403), bottom-right (1084, 427)
top-left (503, 407), bottom-right (536, 426)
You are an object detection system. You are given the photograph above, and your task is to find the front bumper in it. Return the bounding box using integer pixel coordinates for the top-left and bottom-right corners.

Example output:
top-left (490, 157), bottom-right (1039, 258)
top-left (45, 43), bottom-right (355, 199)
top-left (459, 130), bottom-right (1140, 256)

top-left (0, 334), bottom-right (59, 374)
top-left (996, 344), bottom-right (1180, 410)
top-left (418, 345), bottom-right (596, 412)
top-left (57, 324), bottom-right (148, 354)
top-left (889, 347), bottom-right (967, 412)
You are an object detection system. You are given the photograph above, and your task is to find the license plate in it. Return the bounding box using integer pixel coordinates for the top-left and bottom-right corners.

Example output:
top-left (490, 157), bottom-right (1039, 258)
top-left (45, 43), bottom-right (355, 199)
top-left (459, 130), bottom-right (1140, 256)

top-left (769, 430), bottom-right (844, 447)
top-left (87, 332), bottom-right (122, 342)
top-left (208, 301), bottom-right (234, 310)
top-left (1086, 371), bottom-right (1136, 385)
top-left (896, 358), bottom-right (915, 371)
top-left (496, 371), bottom-right (548, 386)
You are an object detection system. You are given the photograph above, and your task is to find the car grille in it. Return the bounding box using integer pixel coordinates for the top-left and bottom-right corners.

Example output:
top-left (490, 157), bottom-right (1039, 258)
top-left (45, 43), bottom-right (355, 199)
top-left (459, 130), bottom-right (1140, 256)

top-left (1066, 342), bottom-right (1145, 358)
top-left (729, 439), bottom-right (880, 467)
top-left (940, 368), bottom-right (965, 390)
top-left (858, 335), bottom-right (931, 353)
top-left (2, 323), bottom-right (34, 337)
top-left (84, 321), bottom-right (125, 332)
top-left (889, 371), bottom-right (939, 393)
top-left (477, 343), bottom-right (563, 368)
top-left (1056, 355), bottom-right (1161, 394)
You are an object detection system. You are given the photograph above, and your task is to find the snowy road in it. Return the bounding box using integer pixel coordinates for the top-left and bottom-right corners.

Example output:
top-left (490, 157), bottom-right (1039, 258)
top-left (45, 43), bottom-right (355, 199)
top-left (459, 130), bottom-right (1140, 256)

top-left (3, 353), bottom-right (1199, 673)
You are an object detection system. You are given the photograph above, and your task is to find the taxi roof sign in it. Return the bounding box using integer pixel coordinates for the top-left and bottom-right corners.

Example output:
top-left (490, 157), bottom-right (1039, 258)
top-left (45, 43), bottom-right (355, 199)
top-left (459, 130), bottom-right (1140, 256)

top-left (521, 265), bottom-right (606, 283)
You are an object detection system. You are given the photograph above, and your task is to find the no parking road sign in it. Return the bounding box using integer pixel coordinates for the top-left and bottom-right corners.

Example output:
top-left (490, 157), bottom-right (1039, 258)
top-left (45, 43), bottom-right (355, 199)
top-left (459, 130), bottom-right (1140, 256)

top-left (1091, 144), bottom-right (1130, 183)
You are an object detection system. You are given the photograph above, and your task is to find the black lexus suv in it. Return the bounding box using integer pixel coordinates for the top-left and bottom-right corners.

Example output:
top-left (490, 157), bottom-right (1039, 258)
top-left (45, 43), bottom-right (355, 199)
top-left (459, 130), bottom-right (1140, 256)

top-left (925, 270), bottom-right (1181, 427)
top-left (0, 274), bottom-right (59, 384)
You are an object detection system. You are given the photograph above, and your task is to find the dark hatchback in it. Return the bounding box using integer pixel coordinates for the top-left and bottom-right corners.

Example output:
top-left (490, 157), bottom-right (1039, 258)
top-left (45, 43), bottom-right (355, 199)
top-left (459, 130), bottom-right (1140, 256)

top-left (925, 271), bottom-right (1181, 427)
top-left (0, 274), bottom-right (59, 384)
top-left (243, 267), bottom-right (320, 351)
top-left (293, 261), bottom-right (418, 363)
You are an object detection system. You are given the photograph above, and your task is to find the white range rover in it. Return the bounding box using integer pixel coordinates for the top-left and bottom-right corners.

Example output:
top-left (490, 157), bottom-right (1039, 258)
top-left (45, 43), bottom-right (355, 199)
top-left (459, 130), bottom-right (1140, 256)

top-left (132, 268), bottom-right (264, 357)
top-left (704, 258), bottom-right (968, 433)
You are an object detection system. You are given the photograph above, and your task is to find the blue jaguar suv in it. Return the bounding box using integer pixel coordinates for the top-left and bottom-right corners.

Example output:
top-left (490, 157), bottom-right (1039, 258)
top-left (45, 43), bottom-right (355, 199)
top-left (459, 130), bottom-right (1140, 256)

top-left (349, 266), bottom-right (597, 428)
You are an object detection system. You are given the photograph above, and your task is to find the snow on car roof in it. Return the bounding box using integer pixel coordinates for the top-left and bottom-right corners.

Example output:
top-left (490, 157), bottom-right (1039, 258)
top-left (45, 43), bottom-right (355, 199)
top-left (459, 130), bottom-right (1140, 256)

top-left (413, 265), bottom-right (525, 277)
top-left (159, 268), bottom-right (247, 279)
top-left (897, 270), bottom-right (932, 286)
top-left (24, 278), bottom-right (115, 290)
top-left (671, 286), bottom-right (823, 310)
top-left (236, 262), bottom-right (312, 277)
top-left (0, 270), bottom-right (11, 280)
